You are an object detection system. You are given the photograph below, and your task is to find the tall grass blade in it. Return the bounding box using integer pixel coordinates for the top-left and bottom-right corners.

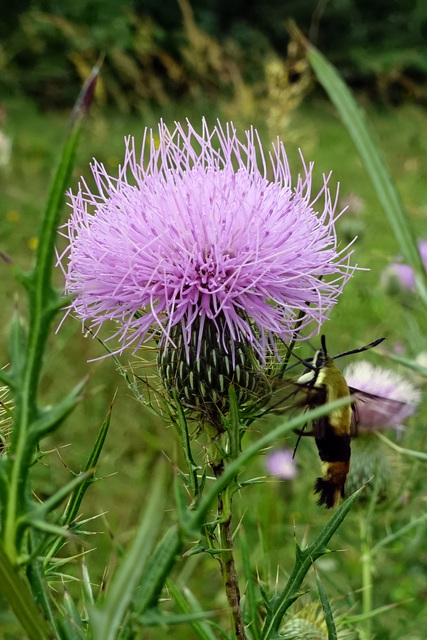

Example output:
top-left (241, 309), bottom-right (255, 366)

top-left (291, 23), bottom-right (427, 302)
top-left (90, 461), bottom-right (168, 640)
top-left (0, 542), bottom-right (49, 640)
top-left (371, 512), bottom-right (427, 555)
top-left (166, 580), bottom-right (218, 640)
top-left (376, 432), bottom-right (427, 461)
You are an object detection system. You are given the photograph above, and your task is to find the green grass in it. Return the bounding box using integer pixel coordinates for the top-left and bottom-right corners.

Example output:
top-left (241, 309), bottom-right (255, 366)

top-left (0, 95), bottom-right (426, 639)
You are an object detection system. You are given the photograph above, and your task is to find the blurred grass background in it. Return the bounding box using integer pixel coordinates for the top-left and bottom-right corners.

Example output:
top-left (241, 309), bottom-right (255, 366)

top-left (1, 1), bottom-right (427, 638)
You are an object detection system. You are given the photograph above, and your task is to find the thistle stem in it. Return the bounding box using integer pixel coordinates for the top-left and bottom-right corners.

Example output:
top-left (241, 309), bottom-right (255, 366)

top-left (208, 414), bottom-right (246, 640)
top-left (215, 478), bottom-right (246, 640)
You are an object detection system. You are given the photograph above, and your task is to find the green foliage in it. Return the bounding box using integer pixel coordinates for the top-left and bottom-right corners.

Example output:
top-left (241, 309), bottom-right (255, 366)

top-left (0, 44), bottom-right (427, 640)
top-left (261, 488), bottom-right (363, 639)
top-left (1, 0), bottom-right (427, 111)
top-left (305, 33), bottom-right (427, 303)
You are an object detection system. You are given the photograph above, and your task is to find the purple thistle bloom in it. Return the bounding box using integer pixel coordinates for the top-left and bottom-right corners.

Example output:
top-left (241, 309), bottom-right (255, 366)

top-left (381, 263), bottom-right (416, 291)
top-left (266, 449), bottom-right (298, 479)
top-left (381, 240), bottom-right (427, 293)
top-left (343, 361), bottom-right (421, 433)
top-left (59, 119), bottom-right (355, 363)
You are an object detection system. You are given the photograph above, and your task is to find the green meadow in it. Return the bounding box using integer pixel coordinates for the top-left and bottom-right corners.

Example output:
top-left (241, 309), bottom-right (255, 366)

top-left (0, 93), bottom-right (427, 639)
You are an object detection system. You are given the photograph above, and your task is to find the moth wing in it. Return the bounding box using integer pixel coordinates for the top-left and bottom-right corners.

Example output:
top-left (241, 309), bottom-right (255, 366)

top-left (349, 387), bottom-right (409, 436)
top-left (266, 377), bottom-right (324, 414)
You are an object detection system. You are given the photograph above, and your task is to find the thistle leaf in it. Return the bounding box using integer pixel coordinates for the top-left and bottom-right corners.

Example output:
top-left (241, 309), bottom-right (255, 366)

top-left (240, 528), bottom-right (261, 640)
top-left (44, 399), bottom-right (113, 563)
top-left (261, 487), bottom-right (363, 639)
top-left (23, 470), bottom-right (94, 524)
top-left (316, 572), bottom-right (338, 640)
top-left (32, 377), bottom-right (87, 438)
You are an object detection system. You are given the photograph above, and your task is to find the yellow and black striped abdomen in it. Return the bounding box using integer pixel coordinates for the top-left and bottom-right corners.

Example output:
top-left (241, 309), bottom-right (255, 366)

top-left (312, 359), bottom-right (352, 507)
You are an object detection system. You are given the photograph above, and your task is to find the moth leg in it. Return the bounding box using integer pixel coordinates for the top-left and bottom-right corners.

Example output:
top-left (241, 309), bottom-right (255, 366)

top-left (294, 428), bottom-right (315, 437)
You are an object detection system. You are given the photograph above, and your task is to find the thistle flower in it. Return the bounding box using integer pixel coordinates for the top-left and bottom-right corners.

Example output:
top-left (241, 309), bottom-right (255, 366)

top-left (280, 602), bottom-right (355, 639)
top-left (343, 361), bottom-right (421, 433)
top-left (266, 449), bottom-right (298, 479)
top-left (381, 240), bottom-right (427, 293)
top-left (59, 119), bottom-right (354, 415)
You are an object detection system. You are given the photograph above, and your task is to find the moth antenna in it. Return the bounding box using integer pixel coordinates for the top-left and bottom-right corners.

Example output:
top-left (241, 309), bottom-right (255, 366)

top-left (281, 341), bottom-right (316, 373)
top-left (320, 334), bottom-right (328, 356)
top-left (334, 337), bottom-right (385, 361)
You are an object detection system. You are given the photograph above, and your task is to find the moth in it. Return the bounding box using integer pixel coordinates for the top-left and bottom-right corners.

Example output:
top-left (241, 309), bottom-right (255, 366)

top-left (291, 335), bottom-right (385, 508)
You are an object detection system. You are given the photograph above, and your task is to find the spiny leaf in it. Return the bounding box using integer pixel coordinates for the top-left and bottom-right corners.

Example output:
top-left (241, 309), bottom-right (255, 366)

top-left (22, 470), bottom-right (94, 524)
top-left (7, 307), bottom-right (27, 386)
top-left (261, 486), bottom-right (363, 639)
top-left (32, 377), bottom-right (88, 438)
top-left (240, 529), bottom-right (261, 640)
top-left (316, 572), bottom-right (338, 640)
top-left (133, 525), bottom-right (182, 615)
top-left (45, 399), bottom-right (113, 563)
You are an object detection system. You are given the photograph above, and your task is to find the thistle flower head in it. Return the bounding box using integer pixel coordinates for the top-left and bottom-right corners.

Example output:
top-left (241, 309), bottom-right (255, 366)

top-left (280, 602), bottom-right (355, 639)
top-left (344, 433), bottom-right (393, 501)
top-left (381, 239), bottom-right (427, 293)
top-left (60, 120), bottom-right (353, 354)
top-left (343, 361), bottom-right (421, 433)
top-left (59, 120), bottom-right (355, 415)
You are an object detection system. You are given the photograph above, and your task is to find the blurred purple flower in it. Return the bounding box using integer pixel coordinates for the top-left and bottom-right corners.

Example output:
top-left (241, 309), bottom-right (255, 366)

top-left (58, 119), bottom-right (355, 361)
top-left (266, 449), bottom-right (298, 479)
top-left (343, 361), bottom-right (421, 433)
top-left (381, 240), bottom-right (427, 293)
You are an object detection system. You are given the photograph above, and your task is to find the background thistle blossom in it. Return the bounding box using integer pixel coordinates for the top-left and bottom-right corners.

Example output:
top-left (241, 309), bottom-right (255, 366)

top-left (266, 448), bottom-right (298, 479)
top-left (344, 361), bottom-right (421, 433)
top-left (381, 239), bottom-right (427, 293)
top-left (344, 361), bottom-right (421, 501)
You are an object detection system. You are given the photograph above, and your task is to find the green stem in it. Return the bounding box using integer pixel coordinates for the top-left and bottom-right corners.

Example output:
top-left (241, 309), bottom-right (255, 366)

top-left (360, 517), bottom-right (373, 640)
top-left (216, 484), bottom-right (246, 640)
top-left (208, 391), bottom-right (246, 640)
top-left (3, 410), bottom-right (33, 561)
top-left (0, 542), bottom-right (49, 640)
top-left (3, 121), bottom-right (82, 562)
